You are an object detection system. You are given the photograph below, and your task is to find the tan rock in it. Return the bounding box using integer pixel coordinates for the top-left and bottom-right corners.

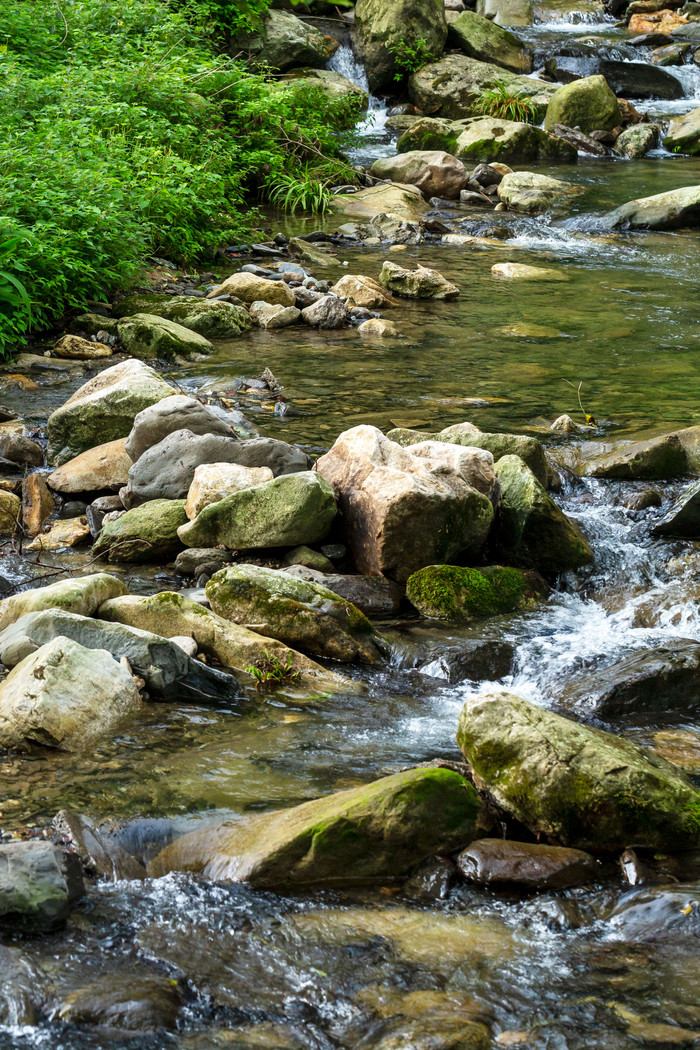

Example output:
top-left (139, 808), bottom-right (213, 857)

top-left (47, 439), bottom-right (132, 494)
top-left (628, 9), bottom-right (686, 31)
top-left (369, 150), bottom-right (468, 200)
top-left (206, 272), bottom-right (295, 307)
top-left (248, 302), bottom-right (300, 329)
top-left (52, 335), bottom-right (112, 360)
top-left (330, 182), bottom-right (430, 221)
top-left (379, 261), bottom-right (460, 300)
top-left (358, 319), bottom-right (401, 339)
top-left (0, 491), bottom-right (20, 536)
top-left (26, 517), bottom-right (91, 551)
top-left (491, 262), bottom-right (568, 281)
top-left (185, 463), bottom-right (274, 520)
top-left (406, 440), bottom-right (496, 497)
top-left (21, 474), bottom-right (56, 538)
top-left (331, 275), bottom-right (397, 309)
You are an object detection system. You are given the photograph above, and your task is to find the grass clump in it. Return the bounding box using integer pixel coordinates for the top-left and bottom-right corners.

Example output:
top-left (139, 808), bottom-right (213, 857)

top-left (475, 80), bottom-right (539, 123)
top-left (245, 650), bottom-right (302, 691)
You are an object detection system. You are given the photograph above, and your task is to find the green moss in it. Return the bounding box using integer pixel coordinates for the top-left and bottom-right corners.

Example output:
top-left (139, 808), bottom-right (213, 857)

top-left (406, 564), bottom-right (530, 622)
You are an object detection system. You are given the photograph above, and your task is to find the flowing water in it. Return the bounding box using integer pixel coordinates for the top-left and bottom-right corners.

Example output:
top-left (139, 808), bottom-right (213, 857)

top-left (2, 5), bottom-right (700, 1047)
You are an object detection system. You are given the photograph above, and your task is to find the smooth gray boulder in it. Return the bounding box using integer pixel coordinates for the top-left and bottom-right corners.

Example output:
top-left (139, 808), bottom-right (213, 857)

top-left (600, 184), bottom-right (700, 230)
top-left (0, 841), bottom-right (85, 931)
top-left (0, 573), bottom-right (128, 632)
top-left (125, 395), bottom-right (256, 462)
top-left (0, 610), bottom-right (242, 703)
top-left (282, 565), bottom-right (405, 617)
top-left (122, 431), bottom-right (311, 507)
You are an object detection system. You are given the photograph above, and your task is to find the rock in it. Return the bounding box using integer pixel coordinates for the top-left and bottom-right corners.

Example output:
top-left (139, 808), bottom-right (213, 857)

top-left (148, 766), bottom-right (482, 885)
top-left (21, 474), bottom-right (55, 538)
top-left (456, 690), bottom-right (700, 851)
top-left (653, 729), bottom-right (700, 775)
top-left (408, 56), bottom-right (554, 120)
top-left (405, 439), bottom-right (497, 496)
top-left (206, 272), bottom-right (296, 306)
top-left (58, 974), bottom-right (182, 1031)
top-left (449, 11), bottom-right (532, 73)
top-left (654, 479), bottom-right (700, 537)
top-left (115, 294), bottom-right (251, 339)
top-left (206, 564), bottom-right (384, 664)
top-left (629, 9), bottom-right (688, 30)
top-left (92, 498), bottom-right (187, 563)
top-left (0, 433), bottom-right (43, 468)
top-left (367, 212), bottom-right (423, 244)
top-left (249, 302), bottom-right (300, 329)
top-left (379, 261), bottom-right (459, 299)
top-left (26, 517), bottom-right (90, 551)
top-left (315, 426), bottom-right (494, 582)
top-left (397, 116), bottom-right (462, 154)
top-left (477, 0), bottom-right (533, 24)
top-left (300, 294), bottom-right (346, 329)
top-left (406, 564), bottom-right (540, 621)
top-left (544, 75), bottom-right (621, 134)
top-left (0, 491), bottom-right (20, 538)
top-left (278, 69), bottom-right (368, 126)
top-left (0, 944), bottom-right (42, 1024)
top-left (615, 123), bottom-right (660, 157)
top-left (584, 426), bottom-right (700, 477)
top-left (602, 183), bottom-right (700, 230)
top-left (497, 171), bottom-right (584, 213)
top-left (454, 118), bottom-right (577, 164)
top-left (185, 462), bottom-right (273, 520)
top-left (46, 359), bottom-right (174, 465)
top-left (0, 572), bottom-right (128, 632)
top-left (457, 838), bottom-right (597, 889)
top-left (69, 313), bottom-right (119, 337)
top-left (52, 334), bottom-right (112, 360)
top-left (282, 566), bottom-right (404, 617)
top-left (369, 151), bottom-right (468, 199)
top-left (98, 591), bottom-right (354, 695)
top-left (359, 318), bottom-right (401, 338)
top-left (0, 637), bottom-right (142, 751)
top-left (125, 394), bottom-right (252, 462)
top-left (331, 274), bottom-right (396, 309)
top-left (117, 313), bottom-right (214, 361)
top-left (663, 105), bottom-right (700, 154)
top-left (330, 182), bottom-right (430, 221)
top-left (282, 545), bottom-right (334, 572)
top-left (47, 438), bottom-right (132, 494)
top-left (0, 841), bottom-right (84, 931)
top-left (234, 9), bottom-right (332, 72)
top-left (354, 0), bottom-right (448, 91)
top-left (178, 471), bottom-right (336, 551)
top-left (123, 432), bottom-right (309, 505)
top-left (174, 547), bottom-right (234, 577)
top-left (599, 58), bottom-right (684, 99)
top-left (493, 455), bottom-right (593, 575)
top-left (492, 261), bottom-right (569, 281)
top-left (405, 635), bottom-right (515, 683)
top-left (552, 123), bottom-right (608, 156)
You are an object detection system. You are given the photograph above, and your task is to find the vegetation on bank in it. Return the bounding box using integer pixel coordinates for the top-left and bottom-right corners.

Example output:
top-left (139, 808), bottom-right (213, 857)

top-left (0, 0), bottom-right (357, 354)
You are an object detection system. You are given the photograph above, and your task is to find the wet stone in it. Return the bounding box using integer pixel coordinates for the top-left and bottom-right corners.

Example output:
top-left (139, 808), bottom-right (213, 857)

top-left (58, 973), bottom-right (183, 1031)
top-left (456, 838), bottom-right (598, 890)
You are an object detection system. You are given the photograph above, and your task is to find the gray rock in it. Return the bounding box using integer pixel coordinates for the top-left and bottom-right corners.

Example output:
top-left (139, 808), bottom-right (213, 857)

top-left (57, 974), bottom-right (182, 1031)
top-left (125, 394), bottom-right (255, 462)
top-left (652, 478), bottom-right (700, 537)
top-left (281, 565), bottom-right (404, 617)
top-left (174, 547), bottom-right (234, 577)
top-left (0, 433), bottom-right (43, 469)
top-left (300, 294), bottom-right (347, 329)
top-left (0, 944), bottom-right (42, 1024)
top-left (600, 184), bottom-right (700, 231)
top-left (0, 840), bottom-right (85, 931)
top-left (615, 123), bottom-right (660, 158)
top-left (249, 302), bottom-right (301, 329)
top-left (117, 313), bottom-right (214, 361)
top-left (598, 58), bottom-right (684, 100)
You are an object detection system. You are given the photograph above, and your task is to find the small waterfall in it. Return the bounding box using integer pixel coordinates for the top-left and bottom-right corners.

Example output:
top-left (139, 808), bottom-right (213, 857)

top-left (327, 45), bottom-right (389, 137)
top-left (674, 62), bottom-right (700, 103)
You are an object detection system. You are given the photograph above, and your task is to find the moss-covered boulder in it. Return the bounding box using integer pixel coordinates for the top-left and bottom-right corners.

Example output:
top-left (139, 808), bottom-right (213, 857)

top-left (117, 313), bottom-right (214, 362)
top-left (497, 171), bottom-right (584, 214)
top-left (408, 55), bottom-right (555, 121)
top-left (148, 766), bottom-right (483, 886)
top-left (457, 690), bottom-right (700, 852)
top-left (544, 75), bottom-right (621, 134)
top-left (354, 0), bottom-right (447, 92)
top-left (93, 499), bottom-right (187, 564)
top-left (664, 105), bottom-right (700, 155)
top-left (454, 119), bottom-right (576, 164)
top-left (448, 10), bottom-right (532, 73)
top-left (406, 564), bottom-right (542, 622)
top-left (206, 564), bottom-right (385, 664)
top-left (234, 9), bottom-right (332, 72)
top-left (616, 123), bottom-right (660, 158)
top-left (178, 471), bottom-right (336, 551)
top-left (397, 117), bottom-right (463, 155)
top-left (0, 573), bottom-right (128, 632)
top-left (115, 296), bottom-right (250, 339)
top-left (494, 455), bottom-right (593, 575)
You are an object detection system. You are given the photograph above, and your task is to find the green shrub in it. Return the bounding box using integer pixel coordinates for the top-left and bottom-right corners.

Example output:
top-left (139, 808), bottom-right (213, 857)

top-left (386, 37), bottom-right (439, 80)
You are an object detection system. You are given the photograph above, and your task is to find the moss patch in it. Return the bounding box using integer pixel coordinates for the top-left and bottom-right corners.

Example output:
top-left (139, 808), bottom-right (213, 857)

top-left (406, 563), bottom-right (535, 622)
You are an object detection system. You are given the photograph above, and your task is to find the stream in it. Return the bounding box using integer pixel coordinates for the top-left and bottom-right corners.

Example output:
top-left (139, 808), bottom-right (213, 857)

top-left (1, 1), bottom-right (700, 1046)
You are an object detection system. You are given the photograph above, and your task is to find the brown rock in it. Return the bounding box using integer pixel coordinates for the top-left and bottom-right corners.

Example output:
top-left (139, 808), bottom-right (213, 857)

top-left (331, 275), bottom-right (398, 308)
top-left (47, 439), bottom-right (132, 494)
top-left (52, 334), bottom-right (112, 360)
top-left (628, 9), bottom-right (687, 31)
top-left (206, 272), bottom-right (295, 307)
top-left (22, 474), bottom-right (56, 538)
top-left (456, 838), bottom-right (598, 890)
top-left (26, 517), bottom-right (91, 551)
top-left (0, 491), bottom-right (20, 536)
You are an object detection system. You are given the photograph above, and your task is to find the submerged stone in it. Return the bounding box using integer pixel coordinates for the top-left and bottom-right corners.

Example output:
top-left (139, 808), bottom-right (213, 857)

top-left (58, 974), bottom-right (182, 1031)
top-left (0, 841), bottom-right (85, 932)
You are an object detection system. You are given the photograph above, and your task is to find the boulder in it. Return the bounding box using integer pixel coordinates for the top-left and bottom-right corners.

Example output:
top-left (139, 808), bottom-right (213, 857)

top-left (584, 426), bottom-right (700, 477)
top-left (0, 841), bottom-right (84, 931)
top-left (652, 478), bottom-right (700, 537)
top-left (123, 432), bottom-right (310, 505)
top-left (600, 184), bottom-right (700, 230)
top-left (114, 295), bottom-right (251, 338)
top-left (405, 439), bottom-right (497, 496)
top-left (98, 591), bottom-right (354, 696)
top-left (21, 474), bottom-right (55, 538)
top-left (206, 272), bottom-right (296, 306)
top-left (174, 547), bottom-right (234, 577)
top-left (278, 69), bottom-right (368, 125)
top-left (282, 545), bottom-right (334, 572)
top-left (378, 261), bottom-right (459, 299)
top-left (282, 566), bottom-right (405, 617)
top-left (46, 359), bottom-right (173, 465)
top-left (0, 637), bottom-right (142, 751)
top-left (125, 394), bottom-right (253, 462)
top-left (331, 275), bottom-right (397, 309)
top-left (615, 123), bottom-right (660, 157)
top-left (147, 766), bottom-right (482, 885)
top-left (493, 455), bottom-right (593, 575)
top-left (359, 318), bottom-right (401, 338)
top-left (185, 462), bottom-right (273, 520)
top-left (300, 294), bottom-right (347, 329)
top-left (476, 0), bottom-right (532, 24)
top-left (47, 438), bottom-right (132, 494)
top-left (663, 105), bottom-right (700, 154)
top-left (330, 182), bottom-right (430, 221)
top-left (369, 151), bottom-right (468, 199)
top-left (454, 118), bottom-right (576, 164)
top-left (492, 261), bottom-right (568, 281)
top-left (0, 432), bottom-right (43, 469)
top-left (0, 573), bottom-right (128, 632)
top-left (397, 117), bottom-right (462, 154)
top-left (0, 610), bottom-right (240, 703)
top-left (206, 564), bottom-right (384, 664)
top-left (456, 690), bottom-right (700, 851)
top-left (552, 123), bottom-right (608, 157)
top-left (544, 75), bottom-right (621, 134)
top-left (92, 499), bottom-right (187, 563)
top-left (367, 212), bottom-right (423, 244)
top-left (117, 313), bottom-right (214, 361)
top-left (315, 426), bottom-right (494, 582)
top-left (448, 10), bottom-right (532, 72)
top-left (178, 471), bottom-right (337, 551)
top-left (354, 0), bottom-right (447, 91)
top-left (599, 58), bottom-right (684, 100)
top-left (456, 838), bottom-right (597, 889)
top-left (0, 491), bottom-right (20, 536)
top-left (405, 564), bottom-right (540, 621)
top-left (26, 517), bottom-right (90, 552)
top-left (497, 171), bottom-right (584, 214)
top-left (57, 974), bottom-right (181, 1032)
top-left (408, 55), bottom-right (555, 120)
top-left (52, 334), bottom-right (112, 360)
top-left (234, 9), bottom-right (331, 71)
top-left (249, 302), bottom-right (300, 329)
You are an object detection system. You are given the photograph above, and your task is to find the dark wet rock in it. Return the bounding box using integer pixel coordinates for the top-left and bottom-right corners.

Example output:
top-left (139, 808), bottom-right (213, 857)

top-left (92, 498), bottom-right (188, 563)
top-left (560, 640), bottom-right (700, 718)
top-left (175, 547), bottom-right (234, 577)
top-left (125, 394), bottom-right (255, 462)
top-left (0, 432), bottom-right (43, 469)
top-left (553, 123), bottom-right (608, 155)
top-left (620, 848), bottom-right (651, 886)
top-left (0, 572), bottom-right (128, 631)
top-left (598, 58), bottom-right (684, 99)
top-left (624, 489), bottom-right (663, 511)
top-left (457, 690), bottom-right (700, 852)
top-left (0, 945), bottom-right (42, 1024)
top-left (403, 856), bottom-right (459, 899)
top-left (148, 766), bottom-right (483, 886)
top-left (54, 810), bottom-right (147, 881)
top-left (456, 838), bottom-right (598, 889)
top-left (412, 637), bottom-right (515, 684)
top-left (0, 840), bottom-right (85, 931)
top-left (652, 478), bottom-right (700, 537)
top-left (585, 426), bottom-right (700, 478)
top-left (405, 564), bottom-right (544, 622)
top-left (607, 884), bottom-right (700, 940)
top-left (58, 974), bottom-right (182, 1031)
top-left (282, 565), bottom-right (405, 617)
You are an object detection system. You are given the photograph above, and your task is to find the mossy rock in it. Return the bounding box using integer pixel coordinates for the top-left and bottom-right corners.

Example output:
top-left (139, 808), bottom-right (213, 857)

top-left (148, 766), bottom-right (483, 886)
top-left (397, 118), bottom-right (461, 155)
top-left (115, 296), bottom-right (250, 339)
top-left (117, 313), bottom-right (214, 362)
top-left (448, 10), bottom-right (532, 73)
top-left (406, 564), bottom-right (543, 622)
top-left (544, 75), bottom-right (621, 135)
top-left (454, 119), bottom-right (576, 164)
top-left (92, 499), bottom-right (188, 564)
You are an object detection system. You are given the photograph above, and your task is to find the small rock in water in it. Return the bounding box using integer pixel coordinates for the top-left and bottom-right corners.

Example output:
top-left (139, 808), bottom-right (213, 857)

top-left (456, 839), bottom-right (598, 890)
top-left (624, 489), bottom-right (662, 511)
top-left (0, 840), bottom-right (85, 931)
top-left (620, 848), bottom-right (650, 886)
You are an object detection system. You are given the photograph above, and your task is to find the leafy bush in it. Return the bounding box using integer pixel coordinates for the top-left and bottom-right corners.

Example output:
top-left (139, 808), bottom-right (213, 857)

top-left (475, 80), bottom-right (539, 123)
top-left (386, 37), bottom-right (439, 81)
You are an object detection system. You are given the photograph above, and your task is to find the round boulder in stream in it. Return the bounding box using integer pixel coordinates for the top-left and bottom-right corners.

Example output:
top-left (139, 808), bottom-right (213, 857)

top-left (406, 564), bottom-right (544, 622)
top-left (544, 75), bottom-right (621, 135)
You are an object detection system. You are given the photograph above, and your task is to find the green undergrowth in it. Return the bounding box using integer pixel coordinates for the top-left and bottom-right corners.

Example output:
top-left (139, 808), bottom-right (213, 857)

top-left (0, 0), bottom-right (357, 355)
